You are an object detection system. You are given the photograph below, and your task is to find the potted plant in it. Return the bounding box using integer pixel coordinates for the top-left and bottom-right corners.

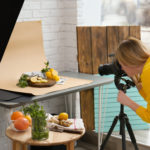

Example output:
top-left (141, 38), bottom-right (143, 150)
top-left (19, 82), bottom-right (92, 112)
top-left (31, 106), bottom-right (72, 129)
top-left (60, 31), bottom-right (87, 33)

top-left (22, 101), bottom-right (49, 140)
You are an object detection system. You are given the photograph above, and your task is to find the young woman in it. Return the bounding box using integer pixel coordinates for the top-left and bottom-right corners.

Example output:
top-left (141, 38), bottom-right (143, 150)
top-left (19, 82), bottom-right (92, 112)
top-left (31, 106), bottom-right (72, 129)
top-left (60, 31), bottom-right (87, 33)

top-left (115, 37), bottom-right (150, 123)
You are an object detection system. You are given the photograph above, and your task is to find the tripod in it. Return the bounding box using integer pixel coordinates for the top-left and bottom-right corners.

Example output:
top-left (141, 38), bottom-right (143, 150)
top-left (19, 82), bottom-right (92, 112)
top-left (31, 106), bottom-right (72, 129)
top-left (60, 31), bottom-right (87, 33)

top-left (100, 76), bottom-right (139, 150)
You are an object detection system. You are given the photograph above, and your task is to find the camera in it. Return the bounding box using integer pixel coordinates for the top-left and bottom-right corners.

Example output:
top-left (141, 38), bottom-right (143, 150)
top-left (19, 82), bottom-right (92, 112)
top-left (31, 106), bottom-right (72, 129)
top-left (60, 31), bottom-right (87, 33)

top-left (98, 60), bottom-right (126, 77)
top-left (98, 60), bottom-right (135, 91)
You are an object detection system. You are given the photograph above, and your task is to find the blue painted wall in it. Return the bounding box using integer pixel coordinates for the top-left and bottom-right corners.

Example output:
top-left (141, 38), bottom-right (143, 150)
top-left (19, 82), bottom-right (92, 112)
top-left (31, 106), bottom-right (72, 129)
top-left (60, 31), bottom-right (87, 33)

top-left (94, 75), bottom-right (149, 133)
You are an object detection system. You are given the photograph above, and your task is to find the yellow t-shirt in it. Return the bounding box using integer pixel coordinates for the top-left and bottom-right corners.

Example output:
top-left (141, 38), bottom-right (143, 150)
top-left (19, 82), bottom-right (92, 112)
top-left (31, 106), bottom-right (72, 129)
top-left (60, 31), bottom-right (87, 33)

top-left (136, 57), bottom-right (150, 123)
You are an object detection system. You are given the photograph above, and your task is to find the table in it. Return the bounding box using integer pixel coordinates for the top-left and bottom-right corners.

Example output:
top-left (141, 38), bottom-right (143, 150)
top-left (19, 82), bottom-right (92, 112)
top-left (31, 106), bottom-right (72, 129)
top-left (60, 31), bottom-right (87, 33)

top-left (0, 71), bottom-right (113, 134)
top-left (6, 126), bottom-right (85, 150)
top-left (0, 71), bottom-right (113, 108)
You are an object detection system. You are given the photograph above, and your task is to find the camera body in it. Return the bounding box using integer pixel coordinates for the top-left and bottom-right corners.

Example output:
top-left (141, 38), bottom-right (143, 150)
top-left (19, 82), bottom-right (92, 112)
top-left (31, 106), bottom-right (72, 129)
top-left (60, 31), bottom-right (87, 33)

top-left (98, 60), bottom-right (126, 77)
top-left (98, 61), bottom-right (135, 91)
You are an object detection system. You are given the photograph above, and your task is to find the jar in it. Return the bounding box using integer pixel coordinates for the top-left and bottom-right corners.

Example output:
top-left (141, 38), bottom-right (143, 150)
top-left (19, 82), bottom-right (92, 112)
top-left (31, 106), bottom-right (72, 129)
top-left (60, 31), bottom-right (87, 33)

top-left (32, 117), bottom-right (49, 140)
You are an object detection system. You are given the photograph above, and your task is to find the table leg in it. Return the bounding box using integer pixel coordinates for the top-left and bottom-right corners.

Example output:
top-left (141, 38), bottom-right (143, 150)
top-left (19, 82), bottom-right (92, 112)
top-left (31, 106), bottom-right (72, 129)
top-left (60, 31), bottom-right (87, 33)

top-left (12, 141), bottom-right (22, 150)
top-left (22, 144), bottom-right (28, 150)
top-left (66, 141), bottom-right (74, 150)
top-left (12, 141), bottom-right (28, 150)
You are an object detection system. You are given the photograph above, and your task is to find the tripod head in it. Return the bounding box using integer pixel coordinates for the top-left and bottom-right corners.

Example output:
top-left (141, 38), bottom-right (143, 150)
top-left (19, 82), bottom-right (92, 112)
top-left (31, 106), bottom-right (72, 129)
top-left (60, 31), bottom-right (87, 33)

top-left (114, 74), bottom-right (135, 93)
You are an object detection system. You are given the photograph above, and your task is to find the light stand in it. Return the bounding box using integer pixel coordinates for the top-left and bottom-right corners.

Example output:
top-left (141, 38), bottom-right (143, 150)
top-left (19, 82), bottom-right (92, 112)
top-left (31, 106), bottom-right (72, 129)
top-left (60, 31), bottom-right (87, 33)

top-left (100, 75), bottom-right (139, 150)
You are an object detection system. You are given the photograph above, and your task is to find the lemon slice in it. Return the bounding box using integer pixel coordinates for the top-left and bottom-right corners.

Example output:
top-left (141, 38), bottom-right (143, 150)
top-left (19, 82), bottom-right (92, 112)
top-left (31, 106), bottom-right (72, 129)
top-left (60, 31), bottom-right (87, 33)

top-left (37, 77), bottom-right (42, 80)
top-left (30, 76), bottom-right (38, 83)
top-left (40, 79), bottom-right (48, 83)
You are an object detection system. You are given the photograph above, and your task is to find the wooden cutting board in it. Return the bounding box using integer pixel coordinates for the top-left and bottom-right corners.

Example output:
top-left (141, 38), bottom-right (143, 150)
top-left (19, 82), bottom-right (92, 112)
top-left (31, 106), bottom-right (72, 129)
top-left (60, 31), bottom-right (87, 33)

top-left (28, 79), bottom-right (56, 88)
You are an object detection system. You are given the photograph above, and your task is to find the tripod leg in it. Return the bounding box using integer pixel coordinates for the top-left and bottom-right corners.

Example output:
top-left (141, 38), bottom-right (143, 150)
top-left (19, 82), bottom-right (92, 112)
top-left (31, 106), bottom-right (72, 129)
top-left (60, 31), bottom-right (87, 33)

top-left (100, 116), bottom-right (119, 150)
top-left (125, 117), bottom-right (139, 150)
top-left (120, 117), bottom-right (126, 150)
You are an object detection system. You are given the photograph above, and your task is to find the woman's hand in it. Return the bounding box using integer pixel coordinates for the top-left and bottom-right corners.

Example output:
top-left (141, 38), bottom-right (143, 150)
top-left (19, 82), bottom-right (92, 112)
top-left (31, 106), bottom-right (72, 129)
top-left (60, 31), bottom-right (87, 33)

top-left (117, 90), bottom-right (131, 106)
top-left (117, 90), bottom-right (140, 112)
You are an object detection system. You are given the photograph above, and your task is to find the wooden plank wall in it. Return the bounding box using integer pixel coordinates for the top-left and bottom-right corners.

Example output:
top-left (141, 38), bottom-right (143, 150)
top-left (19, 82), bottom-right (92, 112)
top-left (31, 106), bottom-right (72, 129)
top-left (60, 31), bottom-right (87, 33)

top-left (76, 26), bottom-right (140, 131)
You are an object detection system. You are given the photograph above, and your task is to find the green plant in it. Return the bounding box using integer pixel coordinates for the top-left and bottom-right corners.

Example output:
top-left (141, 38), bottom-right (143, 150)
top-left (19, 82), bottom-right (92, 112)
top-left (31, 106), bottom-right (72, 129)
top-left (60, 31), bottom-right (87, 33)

top-left (22, 101), bottom-right (49, 140)
top-left (41, 61), bottom-right (50, 73)
top-left (17, 74), bottom-right (29, 88)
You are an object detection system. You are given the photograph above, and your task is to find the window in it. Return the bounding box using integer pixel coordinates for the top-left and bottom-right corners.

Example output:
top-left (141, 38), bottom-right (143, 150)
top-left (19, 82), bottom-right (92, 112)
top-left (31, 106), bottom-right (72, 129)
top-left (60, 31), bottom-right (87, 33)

top-left (101, 0), bottom-right (150, 26)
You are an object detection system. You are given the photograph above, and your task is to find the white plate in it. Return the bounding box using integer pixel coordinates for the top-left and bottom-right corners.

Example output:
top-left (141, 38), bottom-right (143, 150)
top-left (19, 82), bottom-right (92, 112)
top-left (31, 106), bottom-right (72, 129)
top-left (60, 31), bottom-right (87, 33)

top-left (10, 122), bottom-right (28, 132)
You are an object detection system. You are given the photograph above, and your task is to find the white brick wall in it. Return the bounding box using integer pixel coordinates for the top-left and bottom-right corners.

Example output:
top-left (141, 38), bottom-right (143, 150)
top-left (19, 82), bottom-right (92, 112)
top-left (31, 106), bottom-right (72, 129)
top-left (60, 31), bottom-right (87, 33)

top-left (17, 0), bottom-right (81, 72)
top-left (18, 0), bottom-right (64, 71)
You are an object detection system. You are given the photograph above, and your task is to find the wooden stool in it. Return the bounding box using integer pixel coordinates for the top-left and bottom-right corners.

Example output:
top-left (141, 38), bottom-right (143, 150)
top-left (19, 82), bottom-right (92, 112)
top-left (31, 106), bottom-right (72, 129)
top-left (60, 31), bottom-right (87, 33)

top-left (6, 126), bottom-right (85, 150)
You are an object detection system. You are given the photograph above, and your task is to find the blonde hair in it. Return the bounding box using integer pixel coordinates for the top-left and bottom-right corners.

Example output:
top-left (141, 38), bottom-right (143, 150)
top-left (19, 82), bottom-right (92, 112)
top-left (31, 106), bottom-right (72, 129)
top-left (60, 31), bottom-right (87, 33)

top-left (115, 37), bottom-right (150, 83)
top-left (115, 37), bottom-right (150, 67)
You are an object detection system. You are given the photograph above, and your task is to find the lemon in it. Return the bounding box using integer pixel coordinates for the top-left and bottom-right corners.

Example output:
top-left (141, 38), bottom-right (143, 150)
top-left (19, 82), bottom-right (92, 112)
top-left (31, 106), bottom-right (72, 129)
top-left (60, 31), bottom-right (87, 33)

top-left (49, 68), bottom-right (54, 72)
top-left (53, 75), bottom-right (60, 81)
top-left (24, 115), bottom-right (32, 125)
top-left (45, 71), bottom-right (53, 79)
top-left (51, 69), bottom-right (58, 76)
top-left (58, 112), bottom-right (68, 120)
top-left (46, 68), bottom-right (59, 81)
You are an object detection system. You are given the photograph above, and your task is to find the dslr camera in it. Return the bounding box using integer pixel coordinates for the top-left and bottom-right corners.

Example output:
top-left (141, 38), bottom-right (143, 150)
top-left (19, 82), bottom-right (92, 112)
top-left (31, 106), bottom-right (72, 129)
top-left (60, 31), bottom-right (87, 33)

top-left (98, 56), bottom-right (135, 91)
top-left (98, 60), bottom-right (126, 77)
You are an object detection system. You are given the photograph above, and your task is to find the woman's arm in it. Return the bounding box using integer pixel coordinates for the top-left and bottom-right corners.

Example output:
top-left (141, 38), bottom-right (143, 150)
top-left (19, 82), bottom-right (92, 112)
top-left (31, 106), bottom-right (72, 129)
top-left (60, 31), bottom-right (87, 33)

top-left (117, 90), bottom-right (140, 111)
top-left (117, 90), bottom-right (150, 123)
